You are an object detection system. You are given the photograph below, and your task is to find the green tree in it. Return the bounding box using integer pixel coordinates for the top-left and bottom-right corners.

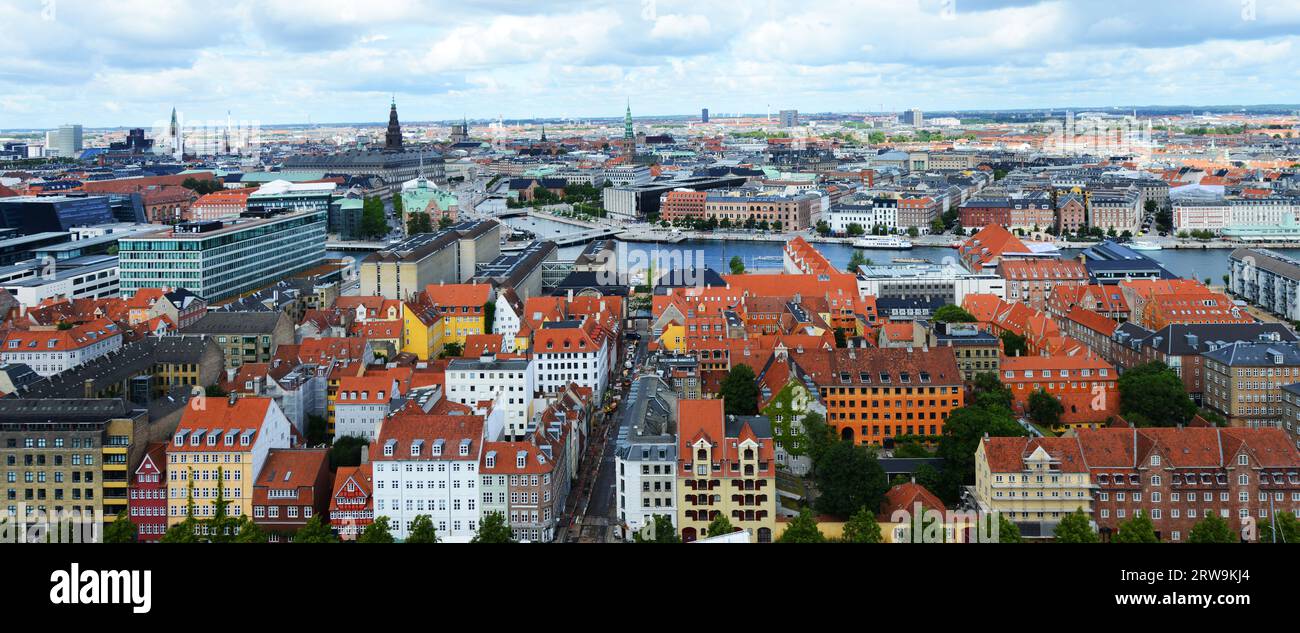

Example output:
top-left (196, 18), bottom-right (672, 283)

top-left (295, 514), bottom-right (339, 543)
top-left (471, 512), bottom-right (516, 543)
top-left (438, 215), bottom-right (454, 230)
top-left (1114, 511), bottom-right (1159, 543)
top-left (801, 412), bottom-right (838, 468)
top-left (359, 516), bottom-right (395, 543)
top-left (234, 516), bottom-right (268, 543)
top-left (815, 220), bottom-right (831, 236)
top-left (407, 515), bottom-right (441, 543)
top-left (440, 342), bottom-right (465, 359)
top-left (778, 508), bottom-right (826, 543)
top-left (813, 441), bottom-right (888, 519)
top-left (932, 403), bottom-right (1026, 503)
top-left (997, 513), bottom-right (1023, 543)
top-left (841, 507), bottom-right (882, 543)
top-left (1053, 509), bottom-right (1098, 543)
top-left (1258, 512), bottom-right (1300, 543)
top-left (846, 223), bottom-right (866, 237)
top-left (1027, 388), bottom-right (1064, 427)
top-left (103, 509), bottom-right (137, 543)
top-left (633, 515), bottom-right (681, 543)
top-left (1000, 331), bottom-right (1028, 357)
top-left (359, 197), bottom-right (389, 238)
top-left (329, 436), bottom-right (369, 469)
top-left (483, 301), bottom-right (496, 335)
top-left (971, 373), bottom-right (1014, 410)
top-left (719, 364), bottom-right (759, 416)
top-left (847, 251), bottom-right (872, 274)
top-left (892, 440), bottom-right (929, 458)
top-left (933, 304), bottom-right (977, 323)
top-left (1188, 513), bottom-right (1236, 543)
top-left (161, 470), bottom-right (200, 543)
top-left (1118, 362), bottom-right (1197, 427)
top-left (705, 515), bottom-right (736, 537)
top-left (729, 256), bottom-right (745, 275)
top-left (205, 465), bottom-right (238, 543)
top-left (406, 212), bottom-right (433, 234)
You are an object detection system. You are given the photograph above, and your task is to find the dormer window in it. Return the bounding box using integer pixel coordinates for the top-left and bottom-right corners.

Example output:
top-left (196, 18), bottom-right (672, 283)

top-left (460, 439), bottom-right (471, 457)
top-left (383, 440), bottom-right (396, 457)
top-left (1150, 455), bottom-right (1161, 467)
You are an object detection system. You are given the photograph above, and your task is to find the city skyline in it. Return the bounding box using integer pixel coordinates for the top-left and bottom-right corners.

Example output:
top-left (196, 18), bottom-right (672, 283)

top-left (5, 0), bottom-right (1300, 128)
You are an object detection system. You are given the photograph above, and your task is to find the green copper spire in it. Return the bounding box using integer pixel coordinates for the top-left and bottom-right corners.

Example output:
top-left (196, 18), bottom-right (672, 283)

top-left (624, 99), bottom-right (634, 142)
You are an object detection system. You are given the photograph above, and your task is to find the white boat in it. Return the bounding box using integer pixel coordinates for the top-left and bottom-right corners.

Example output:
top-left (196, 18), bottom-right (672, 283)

top-left (852, 236), bottom-right (913, 249)
top-left (1130, 240), bottom-right (1162, 251)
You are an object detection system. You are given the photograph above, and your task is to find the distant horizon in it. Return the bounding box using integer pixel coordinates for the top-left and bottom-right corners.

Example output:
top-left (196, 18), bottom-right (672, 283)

top-left (4, 102), bottom-right (1299, 135)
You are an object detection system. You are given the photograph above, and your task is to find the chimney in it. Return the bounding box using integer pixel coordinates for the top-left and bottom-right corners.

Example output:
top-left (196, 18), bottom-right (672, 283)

top-left (567, 289), bottom-right (574, 302)
top-left (228, 392), bottom-right (238, 406)
top-left (360, 445), bottom-right (370, 465)
top-left (226, 367), bottom-right (236, 383)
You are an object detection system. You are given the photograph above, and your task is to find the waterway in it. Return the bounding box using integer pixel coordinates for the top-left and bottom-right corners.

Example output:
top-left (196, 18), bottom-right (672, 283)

top-left (370, 214), bottom-right (1300, 283)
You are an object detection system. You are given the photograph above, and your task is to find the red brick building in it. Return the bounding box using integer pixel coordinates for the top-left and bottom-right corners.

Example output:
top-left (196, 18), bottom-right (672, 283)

top-left (660, 190), bottom-right (707, 223)
top-left (252, 448), bottom-right (333, 542)
top-left (128, 443), bottom-right (168, 542)
top-left (1078, 427), bottom-right (1300, 542)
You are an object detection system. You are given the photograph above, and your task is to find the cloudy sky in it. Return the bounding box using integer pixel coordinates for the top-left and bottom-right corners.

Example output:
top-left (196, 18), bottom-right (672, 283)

top-left (3, 0), bottom-right (1300, 129)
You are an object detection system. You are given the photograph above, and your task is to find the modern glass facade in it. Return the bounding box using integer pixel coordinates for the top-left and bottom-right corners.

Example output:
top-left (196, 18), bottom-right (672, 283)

top-left (117, 210), bottom-right (326, 301)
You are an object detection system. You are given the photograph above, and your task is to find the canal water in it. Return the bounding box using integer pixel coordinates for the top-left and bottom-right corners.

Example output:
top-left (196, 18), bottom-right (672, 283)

top-left (371, 214), bottom-right (1300, 283)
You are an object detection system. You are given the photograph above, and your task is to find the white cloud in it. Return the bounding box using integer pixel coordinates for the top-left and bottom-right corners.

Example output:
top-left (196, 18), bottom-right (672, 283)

top-left (3, 0), bottom-right (1300, 128)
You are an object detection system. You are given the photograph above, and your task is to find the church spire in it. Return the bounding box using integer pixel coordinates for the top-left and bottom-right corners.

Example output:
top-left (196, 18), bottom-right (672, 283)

top-left (385, 98), bottom-right (403, 151)
top-left (624, 99), bottom-right (634, 142)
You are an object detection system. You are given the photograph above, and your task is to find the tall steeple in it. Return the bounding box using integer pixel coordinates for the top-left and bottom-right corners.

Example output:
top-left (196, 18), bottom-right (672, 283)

top-left (385, 97), bottom-right (403, 151)
top-left (624, 99), bottom-right (634, 143)
top-left (170, 106), bottom-right (183, 161)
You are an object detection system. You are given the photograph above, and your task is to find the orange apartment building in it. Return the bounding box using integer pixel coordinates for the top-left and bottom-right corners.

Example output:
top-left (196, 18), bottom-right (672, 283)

top-left (1000, 353), bottom-right (1119, 430)
top-left (793, 347), bottom-right (965, 446)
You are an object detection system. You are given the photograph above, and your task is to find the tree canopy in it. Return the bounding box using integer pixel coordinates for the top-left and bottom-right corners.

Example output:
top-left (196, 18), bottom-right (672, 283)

top-left (471, 512), bottom-right (516, 543)
top-left (1000, 331), bottom-right (1029, 357)
top-left (1053, 509), bottom-right (1098, 543)
top-left (1027, 388), bottom-right (1064, 428)
top-left (705, 515), bottom-right (736, 537)
top-left (634, 515), bottom-right (681, 543)
top-left (933, 304), bottom-right (977, 323)
top-left (778, 508), bottom-right (826, 543)
top-left (407, 515), bottom-right (441, 543)
top-left (358, 516), bottom-right (395, 544)
top-left (719, 364), bottom-right (759, 416)
top-left (1114, 511), bottom-right (1159, 543)
top-left (931, 401), bottom-right (1027, 503)
top-left (1118, 362), bottom-right (1197, 427)
top-left (841, 507), bottom-right (882, 543)
top-left (295, 514), bottom-right (338, 543)
top-left (813, 441), bottom-right (888, 519)
top-left (1188, 513), bottom-right (1236, 543)
top-left (729, 256), bottom-right (746, 275)
top-left (103, 510), bottom-right (137, 544)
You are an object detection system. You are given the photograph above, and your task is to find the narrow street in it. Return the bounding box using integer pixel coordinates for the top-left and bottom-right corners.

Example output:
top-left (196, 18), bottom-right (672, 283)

top-left (558, 329), bottom-right (649, 543)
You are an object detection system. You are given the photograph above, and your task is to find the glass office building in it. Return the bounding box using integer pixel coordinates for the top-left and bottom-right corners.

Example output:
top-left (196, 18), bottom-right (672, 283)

top-left (117, 210), bottom-right (326, 301)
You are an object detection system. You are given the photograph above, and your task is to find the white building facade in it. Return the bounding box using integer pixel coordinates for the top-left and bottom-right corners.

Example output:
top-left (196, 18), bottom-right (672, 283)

top-left (373, 416), bottom-right (484, 542)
